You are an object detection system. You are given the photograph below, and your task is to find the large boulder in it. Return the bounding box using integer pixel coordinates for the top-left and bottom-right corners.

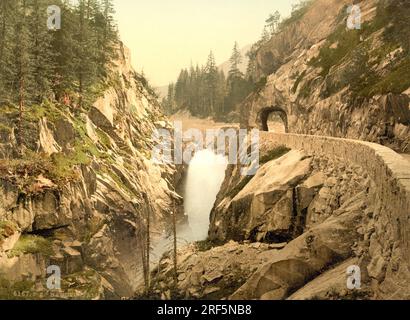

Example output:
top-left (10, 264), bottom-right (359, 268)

top-left (230, 193), bottom-right (365, 300)
top-left (210, 150), bottom-right (312, 242)
top-left (287, 258), bottom-right (373, 300)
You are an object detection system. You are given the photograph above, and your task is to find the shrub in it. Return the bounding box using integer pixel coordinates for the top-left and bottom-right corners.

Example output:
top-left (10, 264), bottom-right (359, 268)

top-left (8, 235), bottom-right (54, 258)
top-left (259, 145), bottom-right (290, 164)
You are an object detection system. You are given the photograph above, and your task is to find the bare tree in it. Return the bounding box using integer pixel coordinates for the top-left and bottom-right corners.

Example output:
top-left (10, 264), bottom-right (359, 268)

top-left (142, 192), bottom-right (151, 293)
top-left (138, 224), bottom-right (148, 290)
top-left (172, 199), bottom-right (178, 290)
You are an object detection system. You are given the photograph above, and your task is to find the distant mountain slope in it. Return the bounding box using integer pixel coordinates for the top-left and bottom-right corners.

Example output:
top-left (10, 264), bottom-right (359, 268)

top-left (156, 85), bottom-right (169, 99)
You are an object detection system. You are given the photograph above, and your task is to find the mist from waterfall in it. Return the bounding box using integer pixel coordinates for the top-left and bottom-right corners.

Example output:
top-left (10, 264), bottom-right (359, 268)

top-left (181, 149), bottom-right (228, 242)
top-left (146, 149), bottom-right (227, 273)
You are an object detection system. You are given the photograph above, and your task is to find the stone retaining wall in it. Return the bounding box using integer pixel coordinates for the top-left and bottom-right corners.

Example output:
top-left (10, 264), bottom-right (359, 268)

top-left (262, 132), bottom-right (410, 298)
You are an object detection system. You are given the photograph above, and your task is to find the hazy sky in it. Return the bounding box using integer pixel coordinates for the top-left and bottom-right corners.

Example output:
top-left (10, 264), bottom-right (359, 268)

top-left (113, 0), bottom-right (300, 86)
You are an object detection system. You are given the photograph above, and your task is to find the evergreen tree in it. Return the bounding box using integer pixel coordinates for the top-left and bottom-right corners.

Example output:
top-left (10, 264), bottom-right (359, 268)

top-left (0, 0), bottom-right (120, 110)
top-left (205, 51), bottom-right (218, 115)
top-left (94, 0), bottom-right (118, 77)
top-left (10, 0), bottom-right (34, 149)
top-left (0, 0), bottom-right (15, 104)
top-left (228, 42), bottom-right (243, 78)
top-left (226, 42), bottom-right (251, 114)
top-left (29, 0), bottom-right (55, 103)
top-left (51, 1), bottom-right (77, 102)
top-left (73, 0), bottom-right (99, 106)
top-left (261, 26), bottom-right (271, 43)
top-left (266, 10), bottom-right (281, 34)
top-left (164, 46), bottom-right (252, 118)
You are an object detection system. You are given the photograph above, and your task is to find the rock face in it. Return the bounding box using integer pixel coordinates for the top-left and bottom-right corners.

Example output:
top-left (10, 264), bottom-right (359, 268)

top-left (0, 43), bottom-right (181, 299)
top-left (145, 241), bottom-right (281, 300)
top-left (146, 138), bottom-right (374, 300)
top-left (242, 0), bottom-right (410, 152)
top-left (230, 199), bottom-right (363, 300)
top-left (209, 141), bottom-right (369, 245)
top-left (210, 150), bottom-right (312, 242)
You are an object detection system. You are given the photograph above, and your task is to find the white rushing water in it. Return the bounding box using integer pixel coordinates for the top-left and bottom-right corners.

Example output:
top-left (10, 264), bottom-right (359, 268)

top-left (147, 149), bottom-right (227, 272)
top-left (181, 149), bottom-right (228, 242)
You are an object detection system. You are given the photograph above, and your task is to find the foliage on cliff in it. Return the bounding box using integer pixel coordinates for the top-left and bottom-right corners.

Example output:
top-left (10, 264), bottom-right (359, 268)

top-left (309, 0), bottom-right (410, 98)
top-left (0, 0), bottom-right (118, 107)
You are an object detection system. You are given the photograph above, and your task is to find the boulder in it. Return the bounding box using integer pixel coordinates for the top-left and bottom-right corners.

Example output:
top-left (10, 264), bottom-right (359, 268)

top-left (230, 196), bottom-right (364, 300)
top-left (287, 258), bottom-right (370, 300)
top-left (62, 247), bottom-right (83, 274)
top-left (210, 150), bottom-right (312, 242)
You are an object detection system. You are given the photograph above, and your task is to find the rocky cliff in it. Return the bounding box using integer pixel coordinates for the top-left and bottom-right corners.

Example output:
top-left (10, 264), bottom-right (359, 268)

top-left (0, 43), bottom-right (181, 299)
top-left (149, 137), bottom-right (375, 300)
top-left (242, 0), bottom-right (410, 152)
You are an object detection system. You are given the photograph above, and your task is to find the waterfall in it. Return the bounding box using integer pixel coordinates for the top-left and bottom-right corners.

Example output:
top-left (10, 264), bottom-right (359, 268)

top-left (147, 149), bottom-right (227, 272)
top-left (181, 149), bottom-right (228, 242)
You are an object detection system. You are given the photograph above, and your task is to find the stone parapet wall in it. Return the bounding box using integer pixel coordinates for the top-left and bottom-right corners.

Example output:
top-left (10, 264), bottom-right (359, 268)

top-left (262, 131), bottom-right (410, 298)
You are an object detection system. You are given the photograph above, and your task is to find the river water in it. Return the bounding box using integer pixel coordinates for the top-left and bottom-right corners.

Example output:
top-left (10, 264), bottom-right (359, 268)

top-left (149, 149), bottom-right (228, 266)
top-left (181, 149), bottom-right (228, 242)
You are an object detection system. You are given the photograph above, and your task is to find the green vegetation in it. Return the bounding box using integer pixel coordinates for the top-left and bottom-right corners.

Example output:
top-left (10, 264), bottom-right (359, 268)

top-left (358, 57), bottom-right (410, 97)
top-left (50, 148), bottom-right (89, 180)
top-left (227, 176), bottom-right (253, 199)
top-left (0, 0), bottom-right (118, 106)
top-left (105, 168), bottom-right (135, 197)
top-left (194, 239), bottom-right (222, 252)
top-left (279, 0), bottom-right (313, 30)
top-left (0, 145), bottom-right (95, 192)
top-left (0, 153), bottom-right (56, 192)
top-left (260, 145), bottom-right (290, 164)
top-left (0, 0), bottom-right (119, 149)
top-left (60, 268), bottom-right (102, 299)
top-left (163, 44), bottom-right (253, 118)
top-left (95, 128), bottom-right (112, 148)
top-left (309, 24), bottom-right (362, 78)
top-left (7, 235), bottom-right (54, 258)
top-left (292, 71), bottom-right (307, 93)
top-left (308, 1), bottom-right (410, 98)
top-left (0, 278), bottom-right (36, 300)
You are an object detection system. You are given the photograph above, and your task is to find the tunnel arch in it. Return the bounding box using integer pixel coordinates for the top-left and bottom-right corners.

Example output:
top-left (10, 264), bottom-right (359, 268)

top-left (259, 106), bottom-right (289, 133)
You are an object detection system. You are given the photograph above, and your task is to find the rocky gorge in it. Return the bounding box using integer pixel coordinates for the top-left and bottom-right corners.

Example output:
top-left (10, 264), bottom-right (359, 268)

top-left (144, 0), bottom-right (410, 301)
top-left (1, 0), bottom-right (409, 301)
top-left (0, 43), bottom-right (183, 299)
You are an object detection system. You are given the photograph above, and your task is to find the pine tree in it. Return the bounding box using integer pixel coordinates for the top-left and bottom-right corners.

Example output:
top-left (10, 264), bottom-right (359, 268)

top-left (0, 0), bottom-right (120, 125)
top-left (205, 51), bottom-right (218, 115)
top-left (0, 0), bottom-right (15, 104)
top-left (93, 0), bottom-right (118, 77)
top-left (52, 1), bottom-right (77, 102)
top-left (10, 0), bottom-right (34, 151)
top-left (228, 42), bottom-right (243, 79)
top-left (73, 0), bottom-right (99, 107)
top-left (261, 26), bottom-right (271, 43)
top-left (172, 200), bottom-right (178, 291)
top-left (266, 10), bottom-right (281, 34)
top-left (29, 0), bottom-right (55, 103)
top-left (216, 70), bottom-right (226, 116)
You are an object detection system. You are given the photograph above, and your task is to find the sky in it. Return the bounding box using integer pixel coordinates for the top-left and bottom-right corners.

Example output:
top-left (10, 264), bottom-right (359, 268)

top-left (112, 0), bottom-right (300, 87)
